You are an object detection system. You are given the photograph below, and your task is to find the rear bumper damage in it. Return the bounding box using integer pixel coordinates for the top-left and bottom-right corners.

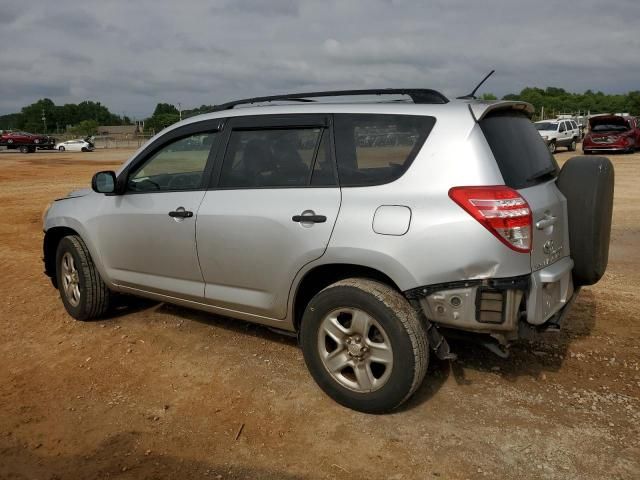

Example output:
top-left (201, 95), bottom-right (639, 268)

top-left (405, 257), bottom-right (577, 355)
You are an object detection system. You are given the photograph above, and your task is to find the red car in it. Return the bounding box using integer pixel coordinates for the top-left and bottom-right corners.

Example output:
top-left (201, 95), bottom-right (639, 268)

top-left (583, 115), bottom-right (640, 154)
top-left (0, 131), bottom-right (56, 153)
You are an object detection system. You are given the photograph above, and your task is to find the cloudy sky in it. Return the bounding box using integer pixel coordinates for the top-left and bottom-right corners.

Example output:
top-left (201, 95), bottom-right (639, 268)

top-left (2, 0), bottom-right (639, 118)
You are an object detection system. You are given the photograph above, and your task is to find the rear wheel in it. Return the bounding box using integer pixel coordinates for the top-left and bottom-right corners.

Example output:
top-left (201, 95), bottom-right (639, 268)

top-left (548, 140), bottom-right (556, 154)
top-left (568, 138), bottom-right (577, 151)
top-left (19, 145), bottom-right (28, 153)
top-left (58, 146), bottom-right (65, 151)
top-left (55, 235), bottom-right (112, 320)
top-left (300, 278), bottom-right (428, 413)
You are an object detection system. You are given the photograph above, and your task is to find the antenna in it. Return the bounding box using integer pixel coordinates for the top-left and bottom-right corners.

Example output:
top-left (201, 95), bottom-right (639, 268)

top-left (457, 70), bottom-right (495, 100)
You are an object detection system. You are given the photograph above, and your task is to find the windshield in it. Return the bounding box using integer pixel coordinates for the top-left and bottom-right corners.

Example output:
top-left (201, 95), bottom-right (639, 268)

top-left (481, 113), bottom-right (559, 189)
top-left (535, 122), bottom-right (557, 131)
top-left (592, 123), bottom-right (630, 132)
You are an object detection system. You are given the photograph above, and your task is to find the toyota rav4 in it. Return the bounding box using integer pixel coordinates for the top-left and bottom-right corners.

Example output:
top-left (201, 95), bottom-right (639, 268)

top-left (42, 89), bottom-right (614, 413)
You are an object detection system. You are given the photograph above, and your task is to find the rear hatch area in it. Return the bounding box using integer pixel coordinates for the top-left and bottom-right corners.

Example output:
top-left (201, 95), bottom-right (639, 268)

top-left (479, 109), bottom-right (574, 325)
top-left (478, 111), bottom-right (570, 271)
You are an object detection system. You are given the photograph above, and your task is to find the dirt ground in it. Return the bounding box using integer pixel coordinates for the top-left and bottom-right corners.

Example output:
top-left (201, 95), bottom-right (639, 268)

top-left (0, 146), bottom-right (638, 480)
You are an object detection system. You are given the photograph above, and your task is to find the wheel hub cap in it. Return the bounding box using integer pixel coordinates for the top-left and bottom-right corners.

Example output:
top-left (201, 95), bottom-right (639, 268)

top-left (61, 252), bottom-right (81, 307)
top-left (317, 307), bottom-right (393, 393)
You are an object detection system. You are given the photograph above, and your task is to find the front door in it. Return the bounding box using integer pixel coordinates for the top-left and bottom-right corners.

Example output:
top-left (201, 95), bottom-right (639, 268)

top-left (196, 114), bottom-right (341, 319)
top-left (94, 129), bottom-right (220, 300)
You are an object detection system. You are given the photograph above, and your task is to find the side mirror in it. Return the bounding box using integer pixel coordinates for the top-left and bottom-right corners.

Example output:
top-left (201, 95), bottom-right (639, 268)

top-left (91, 171), bottom-right (117, 194)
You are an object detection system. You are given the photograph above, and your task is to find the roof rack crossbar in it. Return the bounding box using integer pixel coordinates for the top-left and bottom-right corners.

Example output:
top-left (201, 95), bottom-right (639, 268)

top-left (212, 88), bottom-right (448, 111)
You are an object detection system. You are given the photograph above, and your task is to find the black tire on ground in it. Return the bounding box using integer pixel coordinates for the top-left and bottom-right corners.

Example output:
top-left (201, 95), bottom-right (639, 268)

top-left (28, 146), bottom-right (36, 153)
top-left (548, 140), bottom-right (556, 154)
top-left (583, 149), bottom-right (592, 155)
top-left (81, 147), bottom-right (87, 152)
top-left (55, 235), bottom-right (112, 321)
top-left (568, 138), bottom-right (577, 151)
top-left (556, 156), bottom-right (614, 286)
top-left (58, 146), bottom-right (65, 151)
top-left (300, 278), bottom-right (429, 413)
top-left (19, 145), bottom-right (28, 153)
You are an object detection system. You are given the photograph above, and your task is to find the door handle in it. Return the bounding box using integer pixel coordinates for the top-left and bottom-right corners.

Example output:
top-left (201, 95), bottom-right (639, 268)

top-left (536, 215), bottom-right (557, 230)
top-left (169, 209), bottom-right (193, 218)
top-left (292, 214), bottom-right (326, 223)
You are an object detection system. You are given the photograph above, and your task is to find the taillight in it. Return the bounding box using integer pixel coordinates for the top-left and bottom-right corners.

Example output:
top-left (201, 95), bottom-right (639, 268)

top-left (448, 186), bottom-right (532, 253)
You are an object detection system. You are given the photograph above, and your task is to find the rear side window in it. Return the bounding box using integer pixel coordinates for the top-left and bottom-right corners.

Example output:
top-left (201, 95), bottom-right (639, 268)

top-left (334, 114), bottom-right (435, 186)
top-left (480, 113), bottom-right (559, 189)
top-left (219, 127), bottom-right (335, 188)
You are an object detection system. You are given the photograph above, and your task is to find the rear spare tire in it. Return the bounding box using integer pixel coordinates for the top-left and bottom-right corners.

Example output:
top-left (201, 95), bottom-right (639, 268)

top-left (556, 156), bottom-right (614, 286)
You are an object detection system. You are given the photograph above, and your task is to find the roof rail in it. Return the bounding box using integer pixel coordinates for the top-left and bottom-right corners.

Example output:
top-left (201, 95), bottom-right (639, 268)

top-left (212, 88), bottom-right (448, 111)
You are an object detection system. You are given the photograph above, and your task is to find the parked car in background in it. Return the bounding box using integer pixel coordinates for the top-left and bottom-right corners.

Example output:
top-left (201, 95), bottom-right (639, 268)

top-left (55, 139), bottom-right (95, 152)
top-left (0, 130), bottom-right (55, 153)
top-left (534, 119), bottom-right (580, 153)
top-left (583, 114), bottom-right (639, 154)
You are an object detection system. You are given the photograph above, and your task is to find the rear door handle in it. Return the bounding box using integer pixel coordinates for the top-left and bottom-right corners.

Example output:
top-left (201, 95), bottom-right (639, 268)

top-left (536, 215), bottom-right (557, 230)
top-left (292, 214), bottom-right (326, 223)
top-left (169, 209), bottom-right (193, 218)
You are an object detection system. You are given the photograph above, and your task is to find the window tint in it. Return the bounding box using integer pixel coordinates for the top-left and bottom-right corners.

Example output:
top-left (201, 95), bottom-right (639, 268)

top-left (128, 132), bottom-right (217, 192)
top-left (479, 113), bottom-right (559, 189)
top-left (334, 114), bottom-right (435, 186)
top-left (219, 128), bottom-right (328, 188)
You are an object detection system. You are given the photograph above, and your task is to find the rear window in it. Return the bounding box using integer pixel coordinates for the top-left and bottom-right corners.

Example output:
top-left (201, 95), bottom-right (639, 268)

top-left (480, 113), bottom-right (559, 189)
top-left (334, 114), bottom-right (435, 186)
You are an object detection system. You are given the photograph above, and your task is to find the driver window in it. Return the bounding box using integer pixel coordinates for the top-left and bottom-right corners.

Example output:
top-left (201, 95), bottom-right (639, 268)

top-left (128, 132), bottom-right (217, 192)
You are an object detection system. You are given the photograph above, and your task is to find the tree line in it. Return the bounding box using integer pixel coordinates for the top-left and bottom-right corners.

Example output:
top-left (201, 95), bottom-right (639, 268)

top-left (2, 87), bottom-right (639, 135)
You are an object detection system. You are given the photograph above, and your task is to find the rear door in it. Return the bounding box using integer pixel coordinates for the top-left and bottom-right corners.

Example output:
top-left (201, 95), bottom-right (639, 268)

top-left (196, 114), bottom-right (341, 319)
top-left (479, 112), bottom-right (570, 271)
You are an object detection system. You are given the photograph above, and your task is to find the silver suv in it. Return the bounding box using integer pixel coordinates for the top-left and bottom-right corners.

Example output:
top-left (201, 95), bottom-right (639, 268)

top-left (43, 89), bottom-right (614, 413)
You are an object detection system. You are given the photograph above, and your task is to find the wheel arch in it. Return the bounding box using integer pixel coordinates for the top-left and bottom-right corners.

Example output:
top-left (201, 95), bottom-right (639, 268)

top-left (291, 263), bottom-right (402, 332)
top-left (43, 226), bottom-right (79, 287)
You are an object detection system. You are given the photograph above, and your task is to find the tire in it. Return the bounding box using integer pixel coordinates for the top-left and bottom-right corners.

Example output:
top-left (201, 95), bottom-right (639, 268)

top-left (583, 149), bottom-right (592, 155)
top-left (300, 278), bottom-right (429, 413)
top-left (548, 140), bottom-right (556, 154)
top-left (81, 147), bottom-right (87, 152)
top-left (568, 138), bottom-right (577, 151)
top-left (19, 145), bottom-right (28, 153)
top-left (55, 235), bottom-right (112, 321)
top-left (556, 156), bottom-right (614, 286)
top-left (28, 146), bottom-right (36, 153)
top-left (58, 146), bottom-right (65, 151)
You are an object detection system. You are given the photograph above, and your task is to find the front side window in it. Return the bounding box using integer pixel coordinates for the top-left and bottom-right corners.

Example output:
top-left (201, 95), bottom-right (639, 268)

top-left (127, 132), bottom-right (217, 192)
top-left (334, 114), bottom-right (435, 186)
top-left (219, 127), bottom-right (334, 188)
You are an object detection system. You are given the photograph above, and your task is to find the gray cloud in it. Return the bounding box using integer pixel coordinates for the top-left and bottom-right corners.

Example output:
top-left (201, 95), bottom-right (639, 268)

top-left (1, 0), bottom-right (639, 117)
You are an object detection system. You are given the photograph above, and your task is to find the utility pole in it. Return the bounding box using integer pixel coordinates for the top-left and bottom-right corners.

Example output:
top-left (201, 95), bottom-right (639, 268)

top-left (41, 108), bottom-right (47, 133)
top-left (177, 102), bottom-right (182, 121)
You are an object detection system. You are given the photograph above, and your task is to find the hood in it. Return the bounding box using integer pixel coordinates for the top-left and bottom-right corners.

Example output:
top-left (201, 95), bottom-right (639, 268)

top-left (56, 188), bottom-right (92, 201)
top-left (589, 115), bottom-right (630, 132)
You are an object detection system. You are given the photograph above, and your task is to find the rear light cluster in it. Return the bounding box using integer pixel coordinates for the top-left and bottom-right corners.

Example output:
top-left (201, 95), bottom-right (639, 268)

top-left (448, 186), bottom-right (532, 253)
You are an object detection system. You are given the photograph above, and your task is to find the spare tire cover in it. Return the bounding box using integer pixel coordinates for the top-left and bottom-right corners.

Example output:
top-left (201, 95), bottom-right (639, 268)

top-left (556, 156), bottom-right (614, 286)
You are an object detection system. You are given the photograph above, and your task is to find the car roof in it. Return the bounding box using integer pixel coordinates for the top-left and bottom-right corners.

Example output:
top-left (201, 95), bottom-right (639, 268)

top-left (167, 99), bottom-right (532, 130)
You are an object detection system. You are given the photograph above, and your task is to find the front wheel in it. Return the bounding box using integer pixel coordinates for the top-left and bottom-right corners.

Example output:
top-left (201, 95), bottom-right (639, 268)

top-left (55, 235), bottom-right (112, 321)
top-left (548, 140), bottom-right (557, 154)
top-left (568, 139), bottom-right (577, 151)
top-left (19, 145), bottom-right (29, 153)
top-left (300, 278), bottom-right (429, 413)
top-left (58, 146), bottom-right (65, 151)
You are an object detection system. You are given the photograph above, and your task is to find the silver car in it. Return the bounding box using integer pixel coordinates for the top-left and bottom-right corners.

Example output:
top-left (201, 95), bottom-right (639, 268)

top-left (43, 89), bottom-right (614, 413)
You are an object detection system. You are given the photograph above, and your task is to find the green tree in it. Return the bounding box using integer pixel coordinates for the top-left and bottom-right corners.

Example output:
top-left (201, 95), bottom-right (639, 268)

top-left (67, 119), bottom-right (99, 137)
top-left (480, 93), bottom-right (497, 100)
